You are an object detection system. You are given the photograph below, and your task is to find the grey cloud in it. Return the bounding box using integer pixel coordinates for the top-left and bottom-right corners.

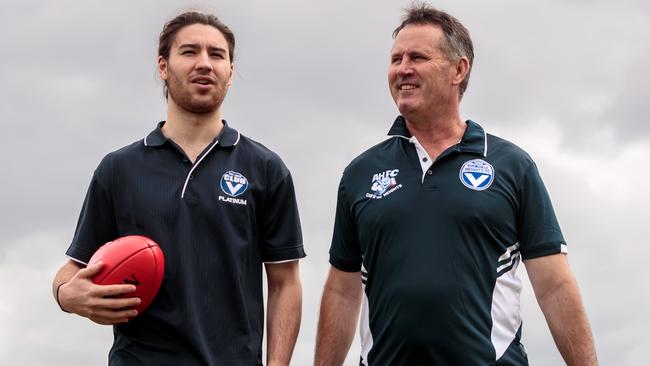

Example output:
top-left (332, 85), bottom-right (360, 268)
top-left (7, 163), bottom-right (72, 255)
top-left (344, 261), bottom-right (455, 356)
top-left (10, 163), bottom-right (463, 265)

top-left (1, 0), bottom-right (648, 365)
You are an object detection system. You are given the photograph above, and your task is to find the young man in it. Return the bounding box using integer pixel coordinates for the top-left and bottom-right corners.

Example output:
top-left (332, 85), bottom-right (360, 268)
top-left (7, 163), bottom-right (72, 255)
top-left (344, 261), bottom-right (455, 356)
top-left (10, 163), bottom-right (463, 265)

top-left (315, 4), bottom-right (598, 366)
top-left (52, 12), bottom-right (305, 366)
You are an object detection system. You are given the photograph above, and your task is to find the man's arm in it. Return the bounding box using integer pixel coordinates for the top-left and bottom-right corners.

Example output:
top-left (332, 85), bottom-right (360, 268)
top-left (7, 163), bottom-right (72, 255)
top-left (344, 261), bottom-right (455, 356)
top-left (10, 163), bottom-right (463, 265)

top-left (315, 266), bottom-right (363, 366)
top-left (265, 260), bottom-right (302, 366)
top-left (53, 259), bottom-right (140, 325)
top-left (525, 254), bottom-right (598, 366)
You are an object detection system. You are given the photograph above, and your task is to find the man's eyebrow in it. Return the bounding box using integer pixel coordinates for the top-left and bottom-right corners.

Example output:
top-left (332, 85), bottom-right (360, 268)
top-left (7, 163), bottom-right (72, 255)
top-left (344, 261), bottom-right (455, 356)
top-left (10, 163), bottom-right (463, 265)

top-left (207, 46), bottom-right (227, 53)
top-left (408, 50), bottom-right (428, 57)
top-left (177, 43), bottom-right (200, 49)
top-left (177, 43), bottom-right (227, 53)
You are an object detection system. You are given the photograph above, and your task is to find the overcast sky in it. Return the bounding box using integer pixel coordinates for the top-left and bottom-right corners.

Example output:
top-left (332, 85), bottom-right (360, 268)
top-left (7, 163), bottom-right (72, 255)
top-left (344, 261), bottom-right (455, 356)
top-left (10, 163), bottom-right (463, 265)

top-left (1, 0), bottom-right (648, 365)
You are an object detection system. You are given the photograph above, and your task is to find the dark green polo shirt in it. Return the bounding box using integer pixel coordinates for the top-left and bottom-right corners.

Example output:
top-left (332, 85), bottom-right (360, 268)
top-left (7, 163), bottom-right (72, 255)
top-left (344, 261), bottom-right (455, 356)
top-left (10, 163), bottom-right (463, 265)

top-left (66, 121), bottom-right (305, 366)
top-left (329, 116), bottom-right (566, 366)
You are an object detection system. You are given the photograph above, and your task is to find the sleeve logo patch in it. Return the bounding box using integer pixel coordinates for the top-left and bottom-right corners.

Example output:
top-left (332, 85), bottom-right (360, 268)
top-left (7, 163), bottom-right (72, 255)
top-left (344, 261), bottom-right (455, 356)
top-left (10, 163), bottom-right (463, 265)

top-left (366, 169), bottom-right (402, 199)
top-left (219, 171), bottom-right (249, 205)
top-left (460, 159), bottom-right (495, 191)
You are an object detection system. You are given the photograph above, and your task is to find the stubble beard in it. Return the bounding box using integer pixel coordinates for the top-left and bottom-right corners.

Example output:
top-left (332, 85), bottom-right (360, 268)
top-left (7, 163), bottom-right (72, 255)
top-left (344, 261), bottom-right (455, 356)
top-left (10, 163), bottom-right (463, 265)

top-left (166, 68), bottom-right (229, 114)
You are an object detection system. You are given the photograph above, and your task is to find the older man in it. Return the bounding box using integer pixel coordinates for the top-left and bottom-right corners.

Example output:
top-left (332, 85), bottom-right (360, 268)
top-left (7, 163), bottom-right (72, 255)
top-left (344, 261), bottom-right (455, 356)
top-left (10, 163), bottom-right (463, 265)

top-left (315, 4), bottom-right (597, 366)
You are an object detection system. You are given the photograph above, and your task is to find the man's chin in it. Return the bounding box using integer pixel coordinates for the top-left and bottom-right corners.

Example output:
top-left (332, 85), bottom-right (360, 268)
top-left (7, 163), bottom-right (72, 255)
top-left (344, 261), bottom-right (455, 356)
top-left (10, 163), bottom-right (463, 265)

top-left (397, 101), bottom-right (419, 116)
top-left (168, 88), bottom-right (225, 114)
top-left (180, 96), bottom-right (223, 114)
top-left (185, 103), bottom-right (219, 114)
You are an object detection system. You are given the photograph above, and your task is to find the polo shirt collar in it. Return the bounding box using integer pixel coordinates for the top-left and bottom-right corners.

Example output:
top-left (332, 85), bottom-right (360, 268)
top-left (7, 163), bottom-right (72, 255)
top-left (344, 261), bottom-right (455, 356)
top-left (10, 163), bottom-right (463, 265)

top-left (216, 120), bottom-right (240, 147)
top-left (458, 119), bottom-right (488, 157)
top-left (387, 115), bottom-right (411, 138)
top-left (387, 115), bottom-right (488, 157)
top-left (144, 120), bottom-right (241, 148)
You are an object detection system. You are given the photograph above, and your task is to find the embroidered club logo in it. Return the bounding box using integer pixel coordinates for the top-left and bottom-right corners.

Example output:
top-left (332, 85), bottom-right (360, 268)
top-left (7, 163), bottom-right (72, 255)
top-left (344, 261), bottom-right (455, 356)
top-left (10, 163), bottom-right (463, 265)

top-left (459, 159), bottom-right (495, 191)
top-left (366, 169), bottom-right (402, 199)
top-left (220, 171), bottom-right (249, 197)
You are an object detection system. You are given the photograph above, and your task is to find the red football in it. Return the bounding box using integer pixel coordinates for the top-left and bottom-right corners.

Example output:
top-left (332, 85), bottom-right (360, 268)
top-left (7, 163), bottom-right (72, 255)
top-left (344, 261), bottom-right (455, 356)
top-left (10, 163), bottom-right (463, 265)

top-left (87, 235), bottom-right (165, 315)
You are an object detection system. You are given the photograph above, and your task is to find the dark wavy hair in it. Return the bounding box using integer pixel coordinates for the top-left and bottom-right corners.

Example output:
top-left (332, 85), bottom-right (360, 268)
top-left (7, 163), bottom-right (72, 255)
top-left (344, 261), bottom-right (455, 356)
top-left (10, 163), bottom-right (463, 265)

top-left (158, 11), bottom-right (235, 97)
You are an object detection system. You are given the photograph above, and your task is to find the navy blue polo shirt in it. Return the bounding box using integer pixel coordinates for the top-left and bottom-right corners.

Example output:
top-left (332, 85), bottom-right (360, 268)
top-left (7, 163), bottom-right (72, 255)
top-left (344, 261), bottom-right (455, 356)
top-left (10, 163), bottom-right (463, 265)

top-left (66, 121), bottom-right (305, 366)
top-left (329, 116), bottom-right (566, 366)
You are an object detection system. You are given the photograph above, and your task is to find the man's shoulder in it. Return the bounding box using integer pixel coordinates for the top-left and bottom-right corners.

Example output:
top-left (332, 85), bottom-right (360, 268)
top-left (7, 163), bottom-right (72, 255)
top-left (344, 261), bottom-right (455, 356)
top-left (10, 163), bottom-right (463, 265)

top-left (98, 138), bottom-right (146, 167)
top-left (80, 138), bottom-right (145, 186)
top-left (484, 132), bottom-right (542, 184)
top-left (344, 136), bottom-right (403, 173)
top-left (486, 133), bottom-right (535, 165)
top-left (236, 133), bottom-right (287, 166)
top-left (235, 134), bottom-right (292, 181)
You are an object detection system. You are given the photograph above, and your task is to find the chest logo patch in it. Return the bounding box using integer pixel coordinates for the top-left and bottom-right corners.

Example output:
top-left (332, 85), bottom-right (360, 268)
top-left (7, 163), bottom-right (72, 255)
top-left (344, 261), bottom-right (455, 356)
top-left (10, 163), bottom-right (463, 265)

top-left (219, 171), bottom-right (249, 206)
top-left (366, 169), bottom-right (402, 199)
top-left (460, 159), bottom-right (495, 191)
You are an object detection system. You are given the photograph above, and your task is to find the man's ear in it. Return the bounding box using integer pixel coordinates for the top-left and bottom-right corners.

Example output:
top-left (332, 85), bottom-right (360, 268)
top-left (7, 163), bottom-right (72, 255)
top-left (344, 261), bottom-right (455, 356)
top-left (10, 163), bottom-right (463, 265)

top-left (452, 56), bottom-right (470, 86)
top-left (227, 63), bottom-right (234, 87)
top-left (158, 56), bottom-right (168, 81)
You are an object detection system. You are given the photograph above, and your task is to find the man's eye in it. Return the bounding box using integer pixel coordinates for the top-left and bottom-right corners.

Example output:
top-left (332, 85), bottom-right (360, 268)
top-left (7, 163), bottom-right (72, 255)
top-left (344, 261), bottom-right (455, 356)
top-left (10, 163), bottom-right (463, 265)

top-left (211, 53), bottom-right (224, 59)
top-left (392, 58), bottom-right (402, 64)
top-left (181, 50), bottom-right (195, 55)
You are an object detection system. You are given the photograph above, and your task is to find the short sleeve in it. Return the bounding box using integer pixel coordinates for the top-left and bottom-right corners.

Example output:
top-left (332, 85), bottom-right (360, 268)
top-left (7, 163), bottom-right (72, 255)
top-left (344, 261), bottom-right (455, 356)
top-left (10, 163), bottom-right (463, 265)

top-left (260, 168), bottom-right (305, 263)
top-left (517, 162), bottom-right (566, 259)
top-left (328, 176), bottom-right (362, 272)
top-left (65, 160), bottom-right (119, 264)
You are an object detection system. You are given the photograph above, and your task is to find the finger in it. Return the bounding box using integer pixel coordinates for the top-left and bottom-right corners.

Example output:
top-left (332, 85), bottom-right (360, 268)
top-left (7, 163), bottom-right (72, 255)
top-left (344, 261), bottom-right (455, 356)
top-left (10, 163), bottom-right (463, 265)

top-left (77, 261), bottom-right (104, 278)
top-left (96, 296), bottom-right (142, 310)
top-left (96, 284), bottom-right (137, 297)
top-left (88, 315), bottom-right (121, 326)
top-left (89, 308), bottom-right (138, 325)
top-left (90, 319), bottom-right (112, 326)
top-left (97, 309), bottom-right (138, 322)
top-left (88, 305), bottom-right (138, 319)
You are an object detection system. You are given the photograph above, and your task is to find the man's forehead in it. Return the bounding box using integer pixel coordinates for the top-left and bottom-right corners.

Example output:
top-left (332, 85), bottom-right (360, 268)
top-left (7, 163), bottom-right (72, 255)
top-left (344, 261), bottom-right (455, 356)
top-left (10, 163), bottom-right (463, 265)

top-left (172, 24), bottom-right (228, 48)
top-left (391, 24), bottom-right (443, 53)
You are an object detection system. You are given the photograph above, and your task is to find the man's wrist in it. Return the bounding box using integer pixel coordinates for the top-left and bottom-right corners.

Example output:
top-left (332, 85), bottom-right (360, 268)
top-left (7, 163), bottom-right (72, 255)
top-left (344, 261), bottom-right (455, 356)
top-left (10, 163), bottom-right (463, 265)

top-left (266, 361), bottom-right (289, 366)
top-left (55, 282), bottom-right (70, 313)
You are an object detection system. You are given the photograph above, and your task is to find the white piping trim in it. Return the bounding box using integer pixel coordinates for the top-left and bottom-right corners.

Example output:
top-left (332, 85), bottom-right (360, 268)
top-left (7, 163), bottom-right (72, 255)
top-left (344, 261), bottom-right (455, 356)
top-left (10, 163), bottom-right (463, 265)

top-left (144, 135), bottom-right (148, 146)
top-left (490, 254), bottom-right (523, 360)
top-left (497, 242), bottom-right (520, 262)
top-left (389, 135), bottom-right (410, 141)
top-left (359, 263), bottom-right (374, 366)
top-left (561, 244), bottom-right (568, 254)
top-left (263, 258), bottom-right (301, 264)
top-left (233, 129), bottom-right (241, 145)
top-left (66, 255), bottom-right (88, 266)
top-left (496, 252), bottom-right (521, 273)
top-left (483, 129), bottom-right (488, 157)
top-left (181, 139), bottom-right (219, 198)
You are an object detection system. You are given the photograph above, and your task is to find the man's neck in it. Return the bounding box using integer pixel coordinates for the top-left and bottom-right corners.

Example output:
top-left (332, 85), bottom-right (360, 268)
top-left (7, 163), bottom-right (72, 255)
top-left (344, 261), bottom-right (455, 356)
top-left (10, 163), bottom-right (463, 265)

top-left (162, 100), bottom-right (224, 163)
top-left (404, 109), bottom-right (466, 162)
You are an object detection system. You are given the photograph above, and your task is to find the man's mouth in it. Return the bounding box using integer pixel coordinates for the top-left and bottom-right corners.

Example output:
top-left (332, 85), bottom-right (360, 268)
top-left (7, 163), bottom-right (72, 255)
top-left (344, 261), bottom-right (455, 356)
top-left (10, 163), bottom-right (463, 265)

top-left (191, 77), bottom-right (215, 85)
top-left (399, 84), bottom-right (418, 91)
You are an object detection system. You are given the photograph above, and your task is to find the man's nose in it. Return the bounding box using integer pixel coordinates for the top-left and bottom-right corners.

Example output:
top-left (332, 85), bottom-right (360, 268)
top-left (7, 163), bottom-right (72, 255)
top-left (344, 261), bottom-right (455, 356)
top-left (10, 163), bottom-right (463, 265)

top-left (396, 59), bottom-right (414, 76)
top-left (195, 50), bottom-right (213, 71)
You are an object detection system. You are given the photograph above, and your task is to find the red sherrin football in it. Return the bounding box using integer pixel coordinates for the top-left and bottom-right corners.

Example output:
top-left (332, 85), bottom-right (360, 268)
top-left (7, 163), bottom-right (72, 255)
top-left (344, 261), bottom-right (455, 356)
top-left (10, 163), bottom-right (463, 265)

top-left (87, 235), bottom-right (165, 315)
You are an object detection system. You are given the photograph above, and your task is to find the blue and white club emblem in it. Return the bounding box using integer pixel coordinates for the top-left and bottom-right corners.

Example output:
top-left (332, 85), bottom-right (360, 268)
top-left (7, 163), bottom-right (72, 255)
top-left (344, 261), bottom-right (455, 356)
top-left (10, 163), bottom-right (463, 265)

top-left (459, 159), bottom-right (495, 191)
top-left (220, 171), bottom-right (249, 197)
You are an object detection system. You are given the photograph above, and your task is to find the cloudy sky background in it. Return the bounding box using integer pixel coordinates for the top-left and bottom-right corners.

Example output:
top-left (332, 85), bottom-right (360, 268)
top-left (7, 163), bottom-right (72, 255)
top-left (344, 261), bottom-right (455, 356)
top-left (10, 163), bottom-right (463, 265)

top-left (1, 0), bottom-right (648, 364)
